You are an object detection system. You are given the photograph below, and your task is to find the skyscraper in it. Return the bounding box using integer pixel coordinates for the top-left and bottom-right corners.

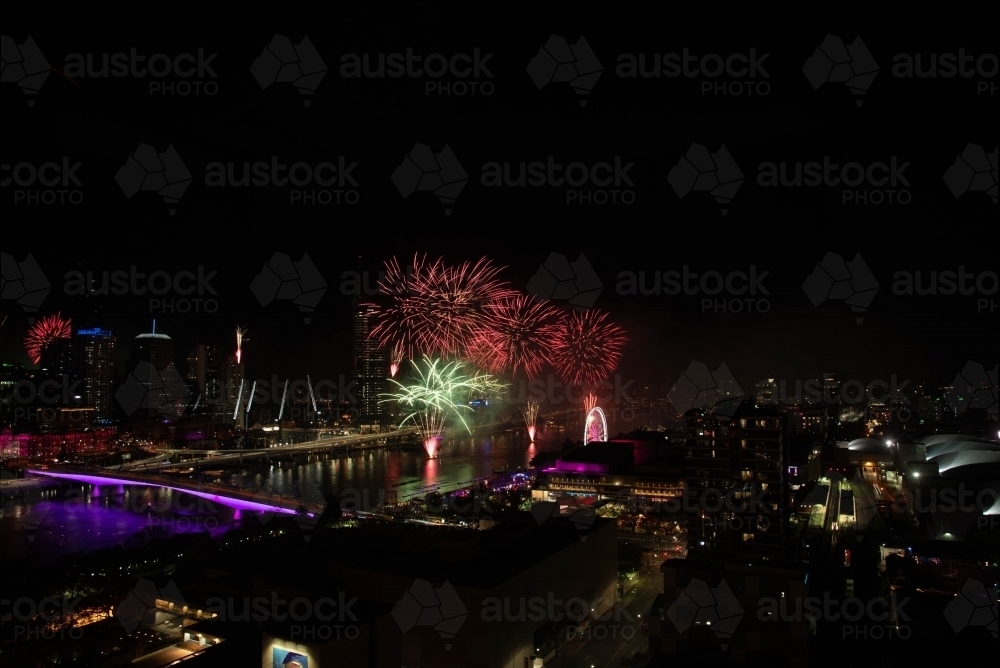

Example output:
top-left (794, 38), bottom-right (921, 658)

top-left (221, 354), bottom-right (244, 422)
top-left (131, 331), bottom-right (174, 373)
top-left (353, 299), bottom-right (389, 430)
top-left (186, 343), bottom-right (220, 399)
top-left (129, 324), bottom-right (179, 419)
top-left (39, 336), bottom-right (75, 380)
top-left (76, 328), bottom-right (116, 423)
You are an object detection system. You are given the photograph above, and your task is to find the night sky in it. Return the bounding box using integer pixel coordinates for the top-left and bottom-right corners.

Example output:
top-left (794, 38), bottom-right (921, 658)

top-left (2, 14), bottom-right (995, 397)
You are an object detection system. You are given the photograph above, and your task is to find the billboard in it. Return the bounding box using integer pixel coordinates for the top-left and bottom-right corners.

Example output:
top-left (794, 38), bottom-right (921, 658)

top-left (272, 648), bottom-right (308, 668)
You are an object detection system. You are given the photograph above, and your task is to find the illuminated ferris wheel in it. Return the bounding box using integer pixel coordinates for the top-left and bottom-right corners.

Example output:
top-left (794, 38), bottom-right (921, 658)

top-left (584, 406), bottom-right (607, 444)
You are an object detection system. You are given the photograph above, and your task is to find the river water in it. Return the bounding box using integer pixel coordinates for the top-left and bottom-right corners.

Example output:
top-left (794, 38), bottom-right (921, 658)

top-left (0, 427), bottom-right (576, 561)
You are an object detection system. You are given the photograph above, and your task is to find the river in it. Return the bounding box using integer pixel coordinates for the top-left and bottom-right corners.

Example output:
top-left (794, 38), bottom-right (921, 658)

top-left (0, 427), bottom-right (578, 561)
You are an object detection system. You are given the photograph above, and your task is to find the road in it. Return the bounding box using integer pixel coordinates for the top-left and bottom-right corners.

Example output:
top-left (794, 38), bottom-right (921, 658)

top-left (847, 472), bottom-right (885, 537)
top-left (544, 568), bottom-right (661, 668)
top-left (823, 478), bottom-right (842, 552)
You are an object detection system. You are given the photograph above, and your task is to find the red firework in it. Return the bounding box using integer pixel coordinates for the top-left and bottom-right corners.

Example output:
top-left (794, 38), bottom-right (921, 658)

top-left (545, 309), bottom-right (626, 388)
top-left (468, 294), bottom-right (561, 378)
top-left (25, 312), bottom-right (72, 364)
top-left (371, 254), bottom-right (515, 359)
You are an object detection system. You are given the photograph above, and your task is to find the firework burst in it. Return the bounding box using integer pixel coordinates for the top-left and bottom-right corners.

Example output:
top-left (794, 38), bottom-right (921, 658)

top-left (371, 254), bottom-right (515, 359)
top-left (380, 356), bottom-right (482, 457)
top-left (390, 342), bottom-right (404, 377)
top-left (467, 371), bottom-right (507, 400)
top-left (468, 294), bottom-right (560, 378)
top-left (25, 312), bottom-right (72, 364)
top-left (546, 309), bottom-right (626, 389)
top-left (235, 327), bottom-right (248, 364)
top-left (522, 399), bottom-right (539, 441)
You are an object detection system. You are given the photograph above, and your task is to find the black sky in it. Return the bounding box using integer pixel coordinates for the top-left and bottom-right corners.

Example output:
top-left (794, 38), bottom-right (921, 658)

top-left (2, 13), bottom-right (995, 396)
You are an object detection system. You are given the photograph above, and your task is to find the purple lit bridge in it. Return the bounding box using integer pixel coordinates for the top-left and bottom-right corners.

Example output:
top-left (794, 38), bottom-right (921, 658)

top-left (26, 469), bottom-right (323, 517)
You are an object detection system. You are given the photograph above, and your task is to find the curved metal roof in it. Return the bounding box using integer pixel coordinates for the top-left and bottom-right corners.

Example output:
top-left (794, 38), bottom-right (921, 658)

top-left (926, 439), bottom-right (1000, 461)
top-left (934, 450), bottom-right (1000, 474)
top-left (847, 438), bottom-right (888, 452)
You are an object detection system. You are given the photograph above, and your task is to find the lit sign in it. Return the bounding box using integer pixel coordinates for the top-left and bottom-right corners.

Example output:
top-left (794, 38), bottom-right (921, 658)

top-left (272, 647), bottom-right (308, 668)
top-left (77, 328), bottom-right (113, 336)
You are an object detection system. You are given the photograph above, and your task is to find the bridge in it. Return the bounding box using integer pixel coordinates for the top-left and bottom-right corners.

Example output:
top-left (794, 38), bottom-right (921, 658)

top-left (25, 468), bottom-right (325, 517)
top-left (115, 428), bottom-right (421, 472)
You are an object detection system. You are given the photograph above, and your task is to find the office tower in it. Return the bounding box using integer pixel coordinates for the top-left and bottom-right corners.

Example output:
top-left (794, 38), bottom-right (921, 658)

top-left (131, 329), bottom-right (175, 373)
top-left (39, 336), bottom-right (75, 380)
top-left (221, 354), bottom-right (244, 421)
top-left (353, 299), bottom-right (389, 430)
top-left (185, 344), bottom-right (220, 397)
top-left (76, 328), bottom-right (116, 423)
top-left (186, 346), bottom-right (203, 385)
top-left (129, 324), bottom-right (178, 418)
top-left (821, 372), bottom-right (839, 403)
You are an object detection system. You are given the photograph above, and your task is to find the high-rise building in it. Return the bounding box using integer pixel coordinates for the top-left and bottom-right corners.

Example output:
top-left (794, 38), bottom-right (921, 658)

top-left (129, 325), bottom-right (178, 419)
top-left (186, 346), bottom-right (203, 385)
top-left (131, 331), bottom-right (175, 373)
top-left (821, 372), bottom-right (839, 402)
top-left (353, 300), bottom-right (389, 430)
top-left (916, 392), bottom-right (943, 423)
top-left (39, 336), bottom-right (75, 380)
top-left (0, 362), bottom-right (28, 423)
top-left (657, 404), bottom-right (802, 664)
top-left (186, 343), bottom-right (220, 400)
top-left (221, 354), bottom-right (245, 421)
top-left (685, 403), bottom-right (789, 565)
top-left (76, 328), bottom-right (116, 423)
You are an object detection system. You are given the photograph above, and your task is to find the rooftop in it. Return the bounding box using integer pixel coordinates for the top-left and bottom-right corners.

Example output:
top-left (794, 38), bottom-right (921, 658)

top-left (336, 511), bottom-right (614, 590)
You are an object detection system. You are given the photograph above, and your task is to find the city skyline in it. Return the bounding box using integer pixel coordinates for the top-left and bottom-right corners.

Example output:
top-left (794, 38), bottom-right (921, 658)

top-left (2, 246), bottom-right (994, 390)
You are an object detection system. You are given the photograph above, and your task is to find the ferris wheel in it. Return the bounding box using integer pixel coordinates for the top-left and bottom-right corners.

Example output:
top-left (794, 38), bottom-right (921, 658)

top-left (584, 406), bottom-right (607, 444)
